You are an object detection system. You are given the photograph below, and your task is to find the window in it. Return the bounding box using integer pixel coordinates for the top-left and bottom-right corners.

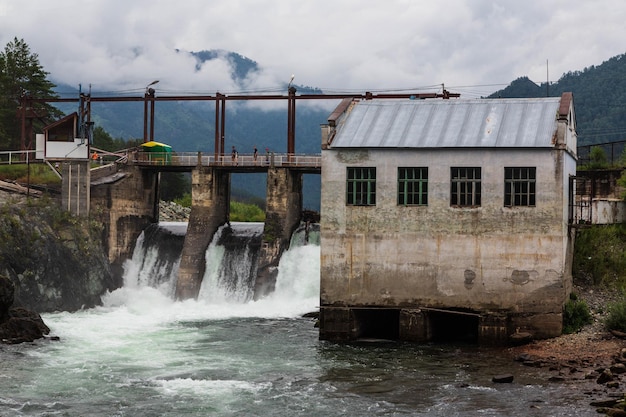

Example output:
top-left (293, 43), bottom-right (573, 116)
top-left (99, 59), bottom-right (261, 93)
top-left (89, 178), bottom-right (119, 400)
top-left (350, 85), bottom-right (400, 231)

top-left (346, 167), bottom-right (376, 206)
top-left (451, 167), bottom-right (481, 207)
top-left (398, 167), bottom-right (428, 205)
top-left (504, 167), bottom-right (536, 207)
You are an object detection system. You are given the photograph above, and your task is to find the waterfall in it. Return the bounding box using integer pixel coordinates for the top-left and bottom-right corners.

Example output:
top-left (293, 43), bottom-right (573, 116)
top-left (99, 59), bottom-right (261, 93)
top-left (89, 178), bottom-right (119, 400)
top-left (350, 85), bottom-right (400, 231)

top-left (121, 222), bottom-right (186, 296)
top-left (120, 221), bottom-right (319, 304)
top-left (197, 223), bottom-right (264, 303)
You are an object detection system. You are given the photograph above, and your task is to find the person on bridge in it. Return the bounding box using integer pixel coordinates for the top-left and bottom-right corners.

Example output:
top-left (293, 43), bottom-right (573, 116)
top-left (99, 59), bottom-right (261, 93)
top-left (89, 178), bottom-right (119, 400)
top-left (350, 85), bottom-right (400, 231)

top-left (253, 146), bottom-right (258, 164)
top-left (231, 146), bottom-right (238, 165)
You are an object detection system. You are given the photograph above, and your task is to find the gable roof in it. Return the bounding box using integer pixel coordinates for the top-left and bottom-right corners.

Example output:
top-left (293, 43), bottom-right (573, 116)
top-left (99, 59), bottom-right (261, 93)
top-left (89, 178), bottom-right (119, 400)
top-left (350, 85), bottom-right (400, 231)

top-left (329, 97), bottom-right (565, 149)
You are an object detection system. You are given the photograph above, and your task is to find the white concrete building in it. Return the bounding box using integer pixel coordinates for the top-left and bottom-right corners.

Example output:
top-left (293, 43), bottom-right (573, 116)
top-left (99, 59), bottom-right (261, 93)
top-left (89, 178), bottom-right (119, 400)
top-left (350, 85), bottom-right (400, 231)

top-left (319, 93), bottom-right (577, 344)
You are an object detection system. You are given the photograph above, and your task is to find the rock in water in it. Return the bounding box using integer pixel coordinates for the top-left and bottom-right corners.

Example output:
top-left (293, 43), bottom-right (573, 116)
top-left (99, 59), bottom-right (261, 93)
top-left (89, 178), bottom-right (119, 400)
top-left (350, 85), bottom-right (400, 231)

top-left (0, 274), bottom-right (50, 344)
top-left (492, 374), bottom-right (514, 383)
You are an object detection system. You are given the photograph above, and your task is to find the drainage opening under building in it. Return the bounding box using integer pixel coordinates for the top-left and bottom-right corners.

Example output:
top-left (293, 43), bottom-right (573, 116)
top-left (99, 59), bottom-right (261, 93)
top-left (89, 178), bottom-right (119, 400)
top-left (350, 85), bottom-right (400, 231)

top-left (428, 309), bottom-right (479, 344)
top-left (352, 309), bottom-right (400, 341)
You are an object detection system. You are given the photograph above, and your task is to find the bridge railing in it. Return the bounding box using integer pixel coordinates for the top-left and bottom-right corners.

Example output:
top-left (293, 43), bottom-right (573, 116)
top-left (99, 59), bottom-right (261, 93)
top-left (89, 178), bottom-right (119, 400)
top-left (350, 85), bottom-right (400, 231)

top-left (132, 152), bottom-right (321, 168)
top-left (0, 150), bottom-right (36, 164)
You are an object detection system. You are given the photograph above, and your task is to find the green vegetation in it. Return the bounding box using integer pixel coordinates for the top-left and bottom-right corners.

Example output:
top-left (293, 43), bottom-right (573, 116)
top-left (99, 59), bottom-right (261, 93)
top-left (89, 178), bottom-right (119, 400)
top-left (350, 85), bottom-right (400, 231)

top-left (0, 163), bottom-right (60, 186)
top-left (92, 125), bottom-right (143, 152)
top-left (573, 224), bottom-right (626, 287)
top-left (605, 299), bottom-right (626, 333)
top-left (0, 37), bottom-right (61, 150)
top-left (488, 53), bottom-right (626, 146)
top-left (173, 193), bottom-right (191, 208)
top-left (572, 224), bottom-right (626, 335)
top-left (584, 147), bottom-right (610, 170)
top-left (229, 200), bottom-right (265, 222)
top-left (173, 193), bottom-right (265, 222)
top-left (562, 294), bottom-right (592, 334)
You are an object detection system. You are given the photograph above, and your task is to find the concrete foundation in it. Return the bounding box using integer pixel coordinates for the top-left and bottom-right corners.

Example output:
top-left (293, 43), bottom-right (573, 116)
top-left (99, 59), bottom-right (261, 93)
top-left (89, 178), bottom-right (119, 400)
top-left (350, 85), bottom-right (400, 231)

top-left (319, 306), bottom-right (556, 345)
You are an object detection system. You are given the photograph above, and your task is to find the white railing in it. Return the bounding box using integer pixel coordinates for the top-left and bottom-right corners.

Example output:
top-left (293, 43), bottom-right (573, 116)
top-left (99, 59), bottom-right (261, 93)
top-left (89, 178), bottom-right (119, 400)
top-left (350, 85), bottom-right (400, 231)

top-left (0, 150), bottom-right (37, 165)
top-left (131, 152), bottom-right (321, 168)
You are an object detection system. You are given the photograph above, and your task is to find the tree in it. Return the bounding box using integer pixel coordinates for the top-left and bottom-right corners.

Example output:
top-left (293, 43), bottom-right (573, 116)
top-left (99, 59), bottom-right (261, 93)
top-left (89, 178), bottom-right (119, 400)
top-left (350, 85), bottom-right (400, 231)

top-left (0, 37), bottom-right (61, 150)
top-left (589, 146), bottom-right (609, 169)
top-left (92, 126), bottom-right (115, 151)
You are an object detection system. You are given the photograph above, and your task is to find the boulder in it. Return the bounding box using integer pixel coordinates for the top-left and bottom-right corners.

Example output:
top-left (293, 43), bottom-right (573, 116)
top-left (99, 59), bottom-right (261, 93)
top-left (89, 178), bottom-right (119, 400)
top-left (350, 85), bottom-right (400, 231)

top-left (492, 374), bottom-right (514, 383)
top-left (0, 274), bottom-right (50, 344)
top-left (597, 369), bottom-right (614, 384)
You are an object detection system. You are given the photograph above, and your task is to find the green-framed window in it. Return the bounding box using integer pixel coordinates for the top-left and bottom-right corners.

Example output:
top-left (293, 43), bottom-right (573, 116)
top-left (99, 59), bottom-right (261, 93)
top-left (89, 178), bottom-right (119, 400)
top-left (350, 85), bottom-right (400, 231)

top-left (346, 167), bottom-right (376, 206)
top-left (451, 167), bottom-right (481, 207)
top-left (398, 167), bottom-right (428, 206)
top-left (504, 167), bottom-right (536, 207)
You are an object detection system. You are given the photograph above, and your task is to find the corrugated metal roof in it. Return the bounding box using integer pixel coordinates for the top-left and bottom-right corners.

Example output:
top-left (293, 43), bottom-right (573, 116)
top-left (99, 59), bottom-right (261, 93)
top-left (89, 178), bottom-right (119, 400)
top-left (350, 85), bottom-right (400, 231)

top-left (330, 97), bottom-right (562, 148)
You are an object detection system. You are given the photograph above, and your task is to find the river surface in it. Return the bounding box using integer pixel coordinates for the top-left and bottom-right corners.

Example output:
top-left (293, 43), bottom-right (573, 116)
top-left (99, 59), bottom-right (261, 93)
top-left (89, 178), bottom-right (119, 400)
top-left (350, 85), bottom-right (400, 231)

top-left (0, 223), bottom-right (598, 416)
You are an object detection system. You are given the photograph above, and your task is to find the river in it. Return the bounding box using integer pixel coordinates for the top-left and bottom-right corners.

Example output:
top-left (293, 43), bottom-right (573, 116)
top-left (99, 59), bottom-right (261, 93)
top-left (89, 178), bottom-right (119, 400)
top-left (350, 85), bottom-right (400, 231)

top-left (0, 222), bottom-right (597, 416)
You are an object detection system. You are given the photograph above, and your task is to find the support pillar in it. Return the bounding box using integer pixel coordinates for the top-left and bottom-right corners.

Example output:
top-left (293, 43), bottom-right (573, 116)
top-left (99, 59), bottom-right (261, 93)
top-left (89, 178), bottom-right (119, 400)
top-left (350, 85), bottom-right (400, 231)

top-left (175, 167), bottom-right (230, 300)
top-left (319, 307), bottom-right (356, 341)
top-left (61, 160), bottom-right (90, 217)
top-left (399, 309), bottom-right (431, 342)
top-left (254, 167), bottom-right (303, 299)
top-left (478, 314), bottom-right (509, 345)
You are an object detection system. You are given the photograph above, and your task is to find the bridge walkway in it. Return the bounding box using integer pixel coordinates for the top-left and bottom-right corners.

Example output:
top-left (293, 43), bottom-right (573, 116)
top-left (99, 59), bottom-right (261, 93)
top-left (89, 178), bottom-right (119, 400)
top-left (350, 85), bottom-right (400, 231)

top-left (126, 151), bottom-right (321, 173)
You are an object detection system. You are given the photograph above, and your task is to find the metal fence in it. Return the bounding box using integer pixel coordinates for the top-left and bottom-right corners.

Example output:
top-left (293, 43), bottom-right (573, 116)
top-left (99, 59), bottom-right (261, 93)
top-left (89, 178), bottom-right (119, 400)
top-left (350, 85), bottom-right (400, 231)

top-left (577, 140), bottom-right (626, 167)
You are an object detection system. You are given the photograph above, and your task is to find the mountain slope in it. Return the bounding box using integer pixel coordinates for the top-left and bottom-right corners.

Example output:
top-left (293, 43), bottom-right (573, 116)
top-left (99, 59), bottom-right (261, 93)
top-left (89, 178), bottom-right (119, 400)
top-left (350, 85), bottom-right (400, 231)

top-left (488, 53), bottom-right (626, 145)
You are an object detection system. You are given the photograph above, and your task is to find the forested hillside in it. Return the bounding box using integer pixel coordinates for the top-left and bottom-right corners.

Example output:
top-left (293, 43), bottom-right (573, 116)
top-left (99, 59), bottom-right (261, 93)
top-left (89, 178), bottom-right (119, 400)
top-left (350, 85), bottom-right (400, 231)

top-left (488, 53), bottom-right (626, 146)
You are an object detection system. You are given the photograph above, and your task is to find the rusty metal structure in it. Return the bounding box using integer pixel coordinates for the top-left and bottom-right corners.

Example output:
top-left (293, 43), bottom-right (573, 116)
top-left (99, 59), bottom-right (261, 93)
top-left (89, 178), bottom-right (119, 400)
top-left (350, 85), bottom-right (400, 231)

top-left (21, 88), bottom-right (460, 154)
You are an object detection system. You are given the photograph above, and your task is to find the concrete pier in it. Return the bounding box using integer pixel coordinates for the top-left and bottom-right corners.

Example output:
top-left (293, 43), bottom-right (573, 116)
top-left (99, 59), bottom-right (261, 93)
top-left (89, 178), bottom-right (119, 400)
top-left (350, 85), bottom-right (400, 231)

top-left (175, 167), bottom-right (230, 300)
top-left (254, 167), bottom-right (303, 299)
top-left (89, 165), bottom-right (159, 280)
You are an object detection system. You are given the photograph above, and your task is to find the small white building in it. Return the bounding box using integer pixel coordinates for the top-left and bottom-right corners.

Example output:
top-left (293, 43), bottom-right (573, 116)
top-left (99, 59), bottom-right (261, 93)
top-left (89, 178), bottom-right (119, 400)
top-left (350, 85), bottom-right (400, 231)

top-left (319, 93), bottom-right (577, 344)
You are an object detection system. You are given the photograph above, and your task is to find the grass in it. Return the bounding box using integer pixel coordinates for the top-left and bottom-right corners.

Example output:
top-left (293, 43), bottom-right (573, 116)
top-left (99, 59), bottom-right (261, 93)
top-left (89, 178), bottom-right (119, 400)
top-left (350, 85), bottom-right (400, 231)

top-left (572, 224), bottom-right (626, 287)
top-left (0, 163), bottom-right (61, 186)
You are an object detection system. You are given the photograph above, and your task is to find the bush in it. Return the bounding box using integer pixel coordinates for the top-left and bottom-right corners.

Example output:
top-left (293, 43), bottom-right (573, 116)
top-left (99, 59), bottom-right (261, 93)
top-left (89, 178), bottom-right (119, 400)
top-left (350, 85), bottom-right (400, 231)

top-left (229, 201), bottom-right (265, 222)
top-left (562, 297), bottom-right (592, 334)
top-left (605, 300), bottom-right (626, 333)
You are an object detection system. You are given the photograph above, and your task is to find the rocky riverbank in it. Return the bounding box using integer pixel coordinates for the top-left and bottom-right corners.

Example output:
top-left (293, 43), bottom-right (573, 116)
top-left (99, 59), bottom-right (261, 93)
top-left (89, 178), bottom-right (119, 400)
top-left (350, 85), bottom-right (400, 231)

top-left (0, 188), bottom-right (117, 313)
top-left (508, 285), bottom-right (626, 415)
top-left (159, 200), bottom-right (190, 221)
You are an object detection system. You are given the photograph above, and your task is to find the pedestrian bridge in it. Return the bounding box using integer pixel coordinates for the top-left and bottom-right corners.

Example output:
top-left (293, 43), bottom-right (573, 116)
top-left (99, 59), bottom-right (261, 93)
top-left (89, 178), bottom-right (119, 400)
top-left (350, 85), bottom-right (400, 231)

top-left (128, 151), bottom-right (321, 173)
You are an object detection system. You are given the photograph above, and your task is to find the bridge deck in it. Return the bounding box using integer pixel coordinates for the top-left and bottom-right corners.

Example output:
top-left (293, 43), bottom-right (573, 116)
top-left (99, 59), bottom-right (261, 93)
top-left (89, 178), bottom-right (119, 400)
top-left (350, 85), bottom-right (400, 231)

top-left (130, 152), bottom-right (321, 173)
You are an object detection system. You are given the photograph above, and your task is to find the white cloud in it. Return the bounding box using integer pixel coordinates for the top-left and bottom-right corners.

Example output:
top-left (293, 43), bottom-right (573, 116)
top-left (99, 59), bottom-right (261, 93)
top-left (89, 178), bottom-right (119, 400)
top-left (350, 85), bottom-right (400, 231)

top-left (0, 0), bottom-right (625, 98)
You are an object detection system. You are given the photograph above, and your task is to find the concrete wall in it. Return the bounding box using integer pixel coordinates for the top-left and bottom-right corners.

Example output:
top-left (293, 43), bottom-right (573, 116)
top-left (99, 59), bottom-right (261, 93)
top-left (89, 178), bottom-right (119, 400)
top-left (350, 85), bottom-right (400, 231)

top-left (90, 165), bottom-right (158, 280)
top-left (320, 147), bottom-right (576, 341)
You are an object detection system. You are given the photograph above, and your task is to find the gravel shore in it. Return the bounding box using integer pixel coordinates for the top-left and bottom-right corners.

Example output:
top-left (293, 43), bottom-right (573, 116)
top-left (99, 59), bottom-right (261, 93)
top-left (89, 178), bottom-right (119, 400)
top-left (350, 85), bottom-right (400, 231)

top-left (506, 285), bottom-right (626, 415)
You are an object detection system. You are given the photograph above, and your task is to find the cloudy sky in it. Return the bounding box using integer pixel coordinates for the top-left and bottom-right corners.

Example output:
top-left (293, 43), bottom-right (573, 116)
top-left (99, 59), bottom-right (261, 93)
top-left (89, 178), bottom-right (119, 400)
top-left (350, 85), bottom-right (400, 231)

top-left (1, 0), bottom-right (624, 99)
